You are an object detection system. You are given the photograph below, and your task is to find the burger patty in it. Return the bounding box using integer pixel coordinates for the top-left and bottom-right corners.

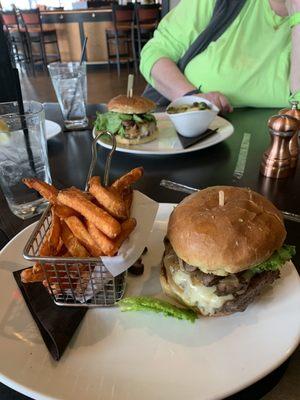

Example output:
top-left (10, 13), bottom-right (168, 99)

top-left (182, 260), bottom-right (279, 297)
top-left (165, 241), bottom-right (280, 314)
top-left (218, 270), bottom-right (280, 314)
top-left (122, 120), bottom-right (157, 139)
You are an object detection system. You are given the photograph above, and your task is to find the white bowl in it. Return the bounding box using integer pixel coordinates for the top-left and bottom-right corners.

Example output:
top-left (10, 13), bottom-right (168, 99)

top-left (166, 96), bottom-right (219, 137)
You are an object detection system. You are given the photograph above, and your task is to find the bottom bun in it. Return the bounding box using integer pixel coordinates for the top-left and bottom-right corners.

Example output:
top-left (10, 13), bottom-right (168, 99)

top-left (116, 129), bottom-right (159, 146)
top-left (160, 265), bottom-right (229, 317)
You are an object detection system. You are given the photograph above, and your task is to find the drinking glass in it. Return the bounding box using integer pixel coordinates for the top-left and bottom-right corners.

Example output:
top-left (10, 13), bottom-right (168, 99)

top-left (0, 101), bottom-right (51, 219)
top-left (48, 62), bottom-right (88, 130)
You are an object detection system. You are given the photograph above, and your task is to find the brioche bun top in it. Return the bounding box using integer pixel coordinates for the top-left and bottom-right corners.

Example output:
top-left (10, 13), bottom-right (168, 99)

top-left (167, 186), bottom-right (286, 275)
top-left (107, 95), bottom-right (156, 114)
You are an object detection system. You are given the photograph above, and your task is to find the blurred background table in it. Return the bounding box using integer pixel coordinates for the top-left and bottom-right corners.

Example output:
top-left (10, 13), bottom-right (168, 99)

top-left (0, 103), bottom-right (299, 400)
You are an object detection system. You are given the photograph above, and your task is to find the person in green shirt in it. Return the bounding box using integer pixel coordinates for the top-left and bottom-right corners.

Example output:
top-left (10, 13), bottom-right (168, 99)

top-left (140, 0), bottom-right (300, 113)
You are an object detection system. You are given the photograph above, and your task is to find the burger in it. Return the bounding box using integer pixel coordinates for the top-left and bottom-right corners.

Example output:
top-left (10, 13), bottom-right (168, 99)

top-left (161, 186), bottom-right (295, 317)
top-left (94, 95), bottom-right (158, 145)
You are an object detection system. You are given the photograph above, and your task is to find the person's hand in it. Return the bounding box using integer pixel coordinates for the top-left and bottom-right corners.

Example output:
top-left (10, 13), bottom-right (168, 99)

top-left (195, 91), bottom-right (233, 114)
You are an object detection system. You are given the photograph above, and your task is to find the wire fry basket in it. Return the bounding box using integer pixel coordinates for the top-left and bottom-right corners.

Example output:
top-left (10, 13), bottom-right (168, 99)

top-left (23, 132), bottom-right (127, 307)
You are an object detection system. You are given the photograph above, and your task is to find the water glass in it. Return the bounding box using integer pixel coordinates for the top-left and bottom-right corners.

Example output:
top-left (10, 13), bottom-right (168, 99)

top-left (0, 101), bottom-right (51, 219)
top-left (48, 62), bottom-right (88, 130)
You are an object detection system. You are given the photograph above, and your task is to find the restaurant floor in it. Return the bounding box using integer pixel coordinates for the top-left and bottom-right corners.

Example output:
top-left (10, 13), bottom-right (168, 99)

top-left (20, 67), bottom-right (147, 104)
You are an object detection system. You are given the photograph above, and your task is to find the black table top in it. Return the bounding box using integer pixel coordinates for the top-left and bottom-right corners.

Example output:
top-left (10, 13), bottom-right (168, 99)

top-left (0, 103), bottom-right (299, 400)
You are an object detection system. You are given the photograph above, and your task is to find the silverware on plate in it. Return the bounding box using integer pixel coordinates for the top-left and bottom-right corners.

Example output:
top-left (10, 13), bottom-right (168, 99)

top-left (160, 179), bottom-right (300, 223)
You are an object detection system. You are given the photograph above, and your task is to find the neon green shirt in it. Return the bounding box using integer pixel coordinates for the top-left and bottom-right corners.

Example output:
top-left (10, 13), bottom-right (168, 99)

top-left (140, 0), bottom-right (300, 107)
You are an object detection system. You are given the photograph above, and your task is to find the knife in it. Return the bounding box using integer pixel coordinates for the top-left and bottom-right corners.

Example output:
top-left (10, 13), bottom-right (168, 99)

top-left (160, 179), bottom-right (300, 223)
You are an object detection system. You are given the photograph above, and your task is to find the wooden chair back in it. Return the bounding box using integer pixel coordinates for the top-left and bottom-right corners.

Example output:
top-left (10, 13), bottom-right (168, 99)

top-left (2, 11), bottom-right (18, 27)
top-left (136, 4), bottom-right (161, 27)
top-left (19, 9), bottom-right (43, 33)
top-left (112, 4), bottom-right (135, 30)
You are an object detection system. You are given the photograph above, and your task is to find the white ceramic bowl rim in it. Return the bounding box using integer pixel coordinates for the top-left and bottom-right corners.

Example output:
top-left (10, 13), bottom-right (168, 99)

top-left (167, 95), bottom-right (219, 116)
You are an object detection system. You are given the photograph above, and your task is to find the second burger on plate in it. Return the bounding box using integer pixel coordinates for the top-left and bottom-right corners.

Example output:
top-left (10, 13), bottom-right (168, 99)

top-left (95, 95), bottom-right (158, 145)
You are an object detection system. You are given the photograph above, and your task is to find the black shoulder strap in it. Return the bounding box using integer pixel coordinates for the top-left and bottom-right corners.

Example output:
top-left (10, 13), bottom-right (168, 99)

top-left (178, 0), bottom-right (247, 71)
top-left (142, 0), bottom-right (247, 106)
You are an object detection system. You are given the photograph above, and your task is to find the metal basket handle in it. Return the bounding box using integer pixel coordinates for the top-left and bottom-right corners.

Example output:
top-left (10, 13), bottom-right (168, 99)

top-left (85, 131), bottom-right (116, 190)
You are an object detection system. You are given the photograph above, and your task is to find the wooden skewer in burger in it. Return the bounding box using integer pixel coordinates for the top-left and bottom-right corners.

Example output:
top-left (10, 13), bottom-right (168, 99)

top-left (95, 74), bottom-right (158, 145)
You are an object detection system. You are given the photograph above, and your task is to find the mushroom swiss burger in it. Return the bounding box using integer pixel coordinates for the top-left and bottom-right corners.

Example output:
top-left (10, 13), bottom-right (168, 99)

top-left (94, 95), bottom-right (158, 145)
top-left (161, 186), bottom-right (295, 316)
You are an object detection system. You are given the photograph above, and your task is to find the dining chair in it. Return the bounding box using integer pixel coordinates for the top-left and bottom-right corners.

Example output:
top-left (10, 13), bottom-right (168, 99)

top-left (19, 8), bottom-right (61, 72)
top-left (134, 3), bottom-right (161, 61)
top-left (1, 10), bottom-right (31, 73)
top-left (105, 3), bottom-right (137, 77)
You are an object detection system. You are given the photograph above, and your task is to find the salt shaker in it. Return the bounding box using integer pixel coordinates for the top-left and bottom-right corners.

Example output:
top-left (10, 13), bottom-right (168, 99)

top-left (260, 114), bottom-right (299, 178)
top-left (279, 100), bottom-right (300, 168)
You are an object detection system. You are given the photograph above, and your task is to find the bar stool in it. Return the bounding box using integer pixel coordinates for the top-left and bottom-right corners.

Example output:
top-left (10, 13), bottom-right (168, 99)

top-left (19, 8), bottom-right (61, 72)
top-left (105, 3), bottom-right (137, 77)
top-left (134, 3), bottom-right (160, 61)
top-left (1, 10), bottom-right (30, 72)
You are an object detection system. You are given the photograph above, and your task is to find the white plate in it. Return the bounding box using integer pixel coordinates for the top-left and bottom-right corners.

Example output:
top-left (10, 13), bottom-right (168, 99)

top-left (45, 120), bottom-right (61, 140)
top-left (0, 204), bottom-right (299, 400)
top-left (94, 113), bottom-right (234, 155)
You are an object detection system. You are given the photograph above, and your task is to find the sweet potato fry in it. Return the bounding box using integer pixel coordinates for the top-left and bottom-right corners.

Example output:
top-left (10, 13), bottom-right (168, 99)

top-left (39, 231), bottom-right (52, 256)
top-left (60, 220), bottom-right (90, 257)
top-left (60, 251), bottom-right (72, 257)
top-left (52, 204), bottom-right (79, 219)
top-left (88, 176), bottom-right (127, 220)
top-left (21, 265), bottom-right (45, 283)
top-left (111, 167), bottom-right (143, 192)
top-left (43, 263), bottom-right (91, 294)
top-left (65, 216), bottom-right (103, 257)
top-left (67, 187), bottom-right (94, 202)
top-left (122, 187), bottom-right (133, 217)
top-left (33, 262), bottom-right (42, 273)
top-left (58, 190), bottom-right (121, 239)
top-left (48, 209), bottom-right (61, 254)
top-left (22, 178), bottom-right (58, 204)
top-left (43, 276), bottom-right (74, 294)
top-left (112, 218), bottom-right (137, 252)
top-left (39, 212), bottom-right (62, 257)
top-left (87, 218), bottom-right (136, 256)
top-left (86, 220), bottom-right (116, 256)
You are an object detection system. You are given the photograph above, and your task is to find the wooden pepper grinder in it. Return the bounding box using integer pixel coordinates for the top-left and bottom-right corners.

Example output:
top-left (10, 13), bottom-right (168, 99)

top-left (260, 114), bottom-right (299, 178)
top-left (279, 100), bottom-right (300, 168)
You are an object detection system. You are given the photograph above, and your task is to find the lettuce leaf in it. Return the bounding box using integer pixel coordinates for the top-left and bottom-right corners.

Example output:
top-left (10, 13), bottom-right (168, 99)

top-left (242, 245), bottom-right (295, 280)
top-left (250, 245), bottom-right (296, 275)
top-left (142, 113), bottom-right (156, 122)
top-left (94, 111), bottom-right (155, 136)
top-left (133, 114), bottom-right (143, 123)
top-left (94, 111), bottom-right (126, 134)
top-left (118, 296), bottom-right (197, 323)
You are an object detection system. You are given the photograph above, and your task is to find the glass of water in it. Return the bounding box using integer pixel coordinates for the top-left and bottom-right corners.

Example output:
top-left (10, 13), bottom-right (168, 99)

top-left (48, 62), bottom-right (88, 130)
top-left (0, 101), bottom-right (51, 219)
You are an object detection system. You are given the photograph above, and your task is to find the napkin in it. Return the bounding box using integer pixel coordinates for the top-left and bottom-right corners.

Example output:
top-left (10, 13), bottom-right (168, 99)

top-left (13, 269), bottom-right (87, 361)
top-left (101, 190), bottom-right (158, 277)
top-left (177, 128), bottom-right (218, 149)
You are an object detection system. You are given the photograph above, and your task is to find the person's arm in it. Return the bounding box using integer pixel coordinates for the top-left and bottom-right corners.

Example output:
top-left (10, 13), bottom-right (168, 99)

top-left (151, 58), bottom-right (233, 112)
top-left (140, 0), bottom-right (233, 113)
top-left (291, 26), bottom-right (300, 94)
top-left (287, 0), bottom-right (300, 96)
top-left (151, 58), bottom-right (196, 100)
